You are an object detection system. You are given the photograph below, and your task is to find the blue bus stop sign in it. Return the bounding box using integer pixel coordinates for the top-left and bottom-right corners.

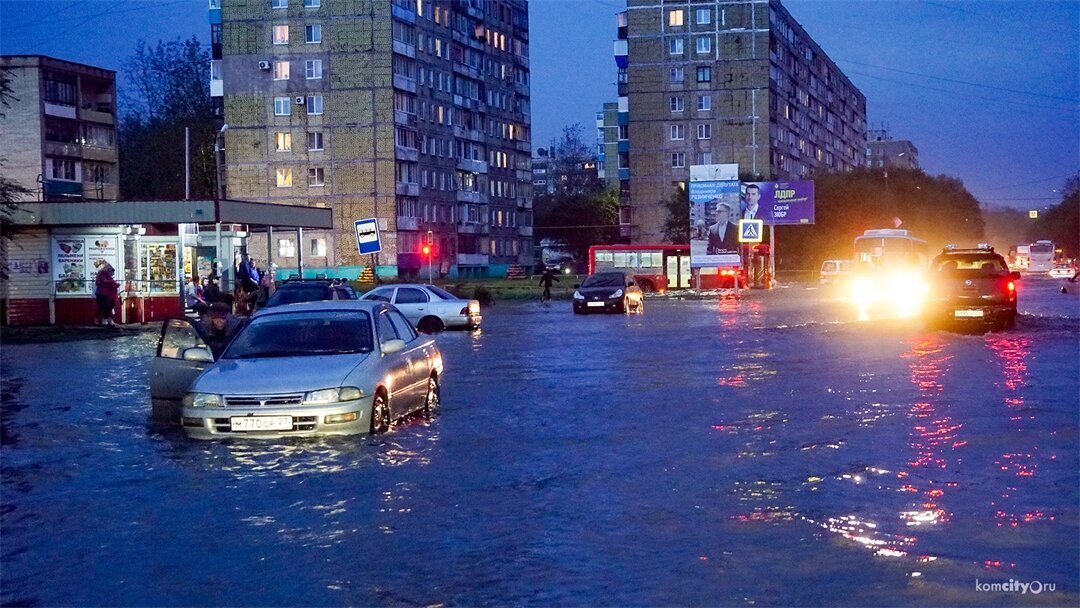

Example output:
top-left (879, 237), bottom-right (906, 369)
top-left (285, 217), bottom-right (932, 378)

top-left (354, 218), bottom-right (382, 255)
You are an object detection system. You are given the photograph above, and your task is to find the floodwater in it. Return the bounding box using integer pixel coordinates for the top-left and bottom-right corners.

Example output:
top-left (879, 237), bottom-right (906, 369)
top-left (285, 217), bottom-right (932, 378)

top-left (2, 277), bottom-right (1077, 606)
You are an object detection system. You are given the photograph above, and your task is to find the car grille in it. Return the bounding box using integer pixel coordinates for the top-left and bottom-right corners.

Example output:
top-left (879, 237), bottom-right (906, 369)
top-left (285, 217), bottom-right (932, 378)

top-left (210, 415), bottom-right (319, 434)
top-left (224, 393), bottom-right (305, 407)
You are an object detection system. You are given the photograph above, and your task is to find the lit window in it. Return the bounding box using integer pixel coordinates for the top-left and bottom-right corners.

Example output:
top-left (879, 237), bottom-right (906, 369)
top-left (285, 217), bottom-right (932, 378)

top-left (668, 9), bottom-right (684, 26)
top-left (274, 132), bottom-right (291, 151)
top-left (697, 124), bottom-right (711, 139)
top-left (668, 38), bottom-right (683, 55)
top-left (670, 153), bottom-right (685, 168)
top-left (696, 36), bottom-right (711, 54)
top-left (308, 131), bottom-right (323, 151)
top-left (278, 238), bottom-right (296, 257)
top-left (669, 67), bottom-right (684, 83)
top-left (305, 59), bottom-right (322, 79)
top-left (271, 0), bottom-right (287, 8)
top-left (696, 66), bottom-right (711, 82)
top-left (306, 95), bottom-right (323, 115)
top-left (670, 96), bottom-right (683, 112)
top-left (308, 167), bottom-right (325, 187)
top-left (306, 24), bottom-right (321, 43)
top-left (273, 60), bottom-right (289, 80)
top-left (698, 94), bottom-right (712, 111)
top-left (696, 8), bottom-right (711, 24)
top-left (310, 238), bottom-right (326, 256)
top-left (273, 25), bottom-right (289, 45)
top-left (276, 168), bottom-right (293, 187)
top-left (274, 96), bottom-right (291, 115)
top-left (670, 124), bottom-right (684, 140)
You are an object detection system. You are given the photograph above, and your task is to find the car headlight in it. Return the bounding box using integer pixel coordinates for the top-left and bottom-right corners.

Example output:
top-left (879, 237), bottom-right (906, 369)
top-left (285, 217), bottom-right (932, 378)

top-left (573, 291), bottom-right (584, 300)
top-left (611, 289), bottom-right (624, 298)
top-left (303, 387), bottom-right (364, 404)
top-left (184, 392), bottom-right (223, 408)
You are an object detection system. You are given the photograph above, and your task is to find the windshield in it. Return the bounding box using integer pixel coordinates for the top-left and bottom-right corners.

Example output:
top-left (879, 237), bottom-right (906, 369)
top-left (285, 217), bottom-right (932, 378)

top-left (265, 285), bottom-right (331, 307)
top-left (426, 285), bottom-right (457, 300)
top-left (582, 273), bottom-right (625, 288)
top-left (1030, 243), bottom-right (1053, 254)
top-left (934, 256), bottom-right (1008, 274)
top-left (223, 310), bottom-right (374, 359)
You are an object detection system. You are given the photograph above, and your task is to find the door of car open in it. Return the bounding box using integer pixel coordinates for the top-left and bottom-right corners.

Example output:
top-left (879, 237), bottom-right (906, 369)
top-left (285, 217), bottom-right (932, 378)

top-left (149, 318), bottom-right (215, 423)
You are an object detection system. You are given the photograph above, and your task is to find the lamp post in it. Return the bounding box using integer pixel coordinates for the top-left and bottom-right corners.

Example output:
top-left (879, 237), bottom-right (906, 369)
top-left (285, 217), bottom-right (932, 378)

top-left (213, 123), bottom-right (229, 289)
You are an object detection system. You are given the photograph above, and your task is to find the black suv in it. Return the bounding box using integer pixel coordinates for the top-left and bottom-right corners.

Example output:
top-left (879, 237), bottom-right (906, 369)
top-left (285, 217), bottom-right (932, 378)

top-left (924, 245), bottom-right (1020, 329)
top-left (262, 278), bottom-right (358, 310)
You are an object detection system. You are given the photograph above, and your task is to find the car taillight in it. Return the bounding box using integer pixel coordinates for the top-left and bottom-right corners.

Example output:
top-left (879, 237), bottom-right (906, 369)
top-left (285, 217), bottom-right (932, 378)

top-left (1007, 281), bottom-right (1015, 292)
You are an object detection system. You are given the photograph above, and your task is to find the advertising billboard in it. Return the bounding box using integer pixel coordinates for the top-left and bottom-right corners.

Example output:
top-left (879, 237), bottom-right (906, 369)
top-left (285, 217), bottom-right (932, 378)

top-left (689, 164), bottom-right (741, 268)
top-left (741, 180), bottom-right (815, 225)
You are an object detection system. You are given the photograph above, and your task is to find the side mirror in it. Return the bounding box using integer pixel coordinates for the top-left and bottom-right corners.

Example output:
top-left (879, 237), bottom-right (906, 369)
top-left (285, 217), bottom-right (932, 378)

top-left (1010, 271), bottom-right (1021, 280)
top-left (182, 347), bottom-right (213, 363)
top-left (381, 339), bottom-right (406, 355)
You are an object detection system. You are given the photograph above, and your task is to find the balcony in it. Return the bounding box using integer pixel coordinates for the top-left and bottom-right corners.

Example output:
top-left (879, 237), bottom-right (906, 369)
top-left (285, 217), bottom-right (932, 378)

top-left (44, 141), bottom-right (81, 158)
top-left (518, 225), bottom-right (533, 237)
top-left (82, 147), bottom-right (116, 163)
top-left (395, 145), bottom-right (419, 162)
top-left (392, 40), bottom-right (416, 58)
top-left (395, 182), bottom-right (420, 197)
top-left (456, 253), bottom-right (489, 266)
top-left (451, 62), bottom-right (481, 80)
top-left (392, 74), bottom-right (417, 93)
top-left (455, 190), bottom-right (485, 204)
top-left (390, 3), bottom-right (416, 23)
top-left (44, 102), bottom-right (76, 120)
top-left (44, 180), bottom-right (83, 201)
top-left (210, 79), bottom-right (224, 97)
top-left (456, 158), bottom-right (487, 174)
top-left (453, 125), bottom-right (484, 142)
top-left (457, 221), bottom-right (489, 235)
top-left (394, 110), bottom-right (416, 126)
top-left (396, 216), bottom-right (420, 230)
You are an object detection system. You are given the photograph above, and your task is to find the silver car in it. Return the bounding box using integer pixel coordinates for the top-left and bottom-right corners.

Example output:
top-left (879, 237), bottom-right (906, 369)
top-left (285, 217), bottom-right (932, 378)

top-left (149, 301), bottom-right (443, 439)
top-left (360, 284), bottom-right (481, 333)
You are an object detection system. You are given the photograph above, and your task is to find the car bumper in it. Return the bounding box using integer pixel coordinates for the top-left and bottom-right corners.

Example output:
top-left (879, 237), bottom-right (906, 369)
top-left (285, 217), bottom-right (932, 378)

top-left (443, 313), bottom-right (482, 330)
top-left (573, 299), bottom-right (623, 313)
top-left (180, 397), bottom-right (374, 440)
top-left (926, 303), bottom-right (1015, 324)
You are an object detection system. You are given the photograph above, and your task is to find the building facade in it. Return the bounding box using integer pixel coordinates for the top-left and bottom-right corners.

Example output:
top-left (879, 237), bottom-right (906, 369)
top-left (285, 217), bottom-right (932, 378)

top-left (867, 128), bottom-right (919, 170)
top-left (621, 0), bottom-right (866, 243)
top-left (215, 0), bottom-right (532, 278)
top-left (0, 55), bottom-right (119, 203)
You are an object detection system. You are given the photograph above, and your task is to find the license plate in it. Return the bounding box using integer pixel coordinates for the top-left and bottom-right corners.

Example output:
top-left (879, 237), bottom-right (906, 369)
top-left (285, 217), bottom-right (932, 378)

top-left (587, 301), bottom-right (605, 307)
top-left (230, 416), bottom-right (293, 431)
top-left (954, 309), bottom-right (984, 318)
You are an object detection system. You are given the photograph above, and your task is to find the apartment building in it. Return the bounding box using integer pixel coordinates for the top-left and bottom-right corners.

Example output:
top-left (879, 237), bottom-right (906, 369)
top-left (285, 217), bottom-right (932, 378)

top-left (621, 0), bottom-right (866, 242)
top-left (214, 0), bottom-right (532, 278)
top-left (867, 128), bottom-right (919, 170)
top-left (0, 55), bottom-right (119, 203)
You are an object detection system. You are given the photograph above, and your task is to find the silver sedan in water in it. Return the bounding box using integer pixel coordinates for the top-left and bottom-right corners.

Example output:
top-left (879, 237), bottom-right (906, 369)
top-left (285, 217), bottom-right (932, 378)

top-left (149, 301), bottom-right (443, 439)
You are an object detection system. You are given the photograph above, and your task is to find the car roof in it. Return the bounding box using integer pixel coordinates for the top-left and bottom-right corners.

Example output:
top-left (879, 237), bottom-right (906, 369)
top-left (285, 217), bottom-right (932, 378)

top-left (364, 283), bottom-right (463, 299)
top-left (254, 300), bottom-right (388, 316)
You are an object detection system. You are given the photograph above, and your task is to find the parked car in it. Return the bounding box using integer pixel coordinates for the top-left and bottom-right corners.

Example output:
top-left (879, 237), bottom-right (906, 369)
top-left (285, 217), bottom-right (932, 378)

top-left (923, 245), bottom-right (1019, 330)
top-left (572, 271), bottom-right (644, 314)
top-left (261, 278), bottom-right (357, 310)
top-left (820, 259), bottom-right (853, 284)
top-left (149, 301), bottom-right (443, 439)
top-left (359, 284), bottom-right (481, 333)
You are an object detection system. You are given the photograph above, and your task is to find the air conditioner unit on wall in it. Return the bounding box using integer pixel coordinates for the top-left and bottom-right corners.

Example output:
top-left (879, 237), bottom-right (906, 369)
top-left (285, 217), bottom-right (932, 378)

top-left (258, 60), bottom-right (271, 70)
top-left (295, 96), bottom-right (306, 105)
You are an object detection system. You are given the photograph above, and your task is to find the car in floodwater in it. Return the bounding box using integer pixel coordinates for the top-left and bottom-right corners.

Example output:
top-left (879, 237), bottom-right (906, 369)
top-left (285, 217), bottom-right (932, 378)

top-left (359, 284), bottom-right (481, 333)
top-left (923, 245), bottom-right (1020, 330)
top-left (149, 301), bottom-right (443, 439)
top-left (261, 278), bottom-right (358, 310)
top-left (572, 271), bottom-right (644, 314)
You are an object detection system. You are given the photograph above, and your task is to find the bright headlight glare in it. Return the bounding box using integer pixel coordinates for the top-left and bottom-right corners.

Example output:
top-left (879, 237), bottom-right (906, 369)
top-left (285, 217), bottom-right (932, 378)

top-left (611, 289), bottom-right (624, 298)
top-left (338, 386), bottom-right (363, 401)
top-left (573, 291), bottom-right (584, 300)
top-left (185, 392), bottom-right (223, 408)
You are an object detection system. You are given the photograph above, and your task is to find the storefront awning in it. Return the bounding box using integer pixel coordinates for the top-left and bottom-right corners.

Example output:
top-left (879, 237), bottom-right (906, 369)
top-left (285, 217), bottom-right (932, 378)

top-left (12, 199), bottom-right (334, 230)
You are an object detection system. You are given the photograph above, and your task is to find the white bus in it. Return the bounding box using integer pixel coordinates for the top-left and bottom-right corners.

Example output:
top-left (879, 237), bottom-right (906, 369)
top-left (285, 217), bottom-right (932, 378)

top-left (1028, 240), bottom-right (1054, 273)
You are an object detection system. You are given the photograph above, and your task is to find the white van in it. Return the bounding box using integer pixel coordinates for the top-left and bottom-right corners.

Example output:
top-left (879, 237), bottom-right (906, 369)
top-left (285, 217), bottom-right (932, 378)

top-left (820, 259), bottom-right (853, 284)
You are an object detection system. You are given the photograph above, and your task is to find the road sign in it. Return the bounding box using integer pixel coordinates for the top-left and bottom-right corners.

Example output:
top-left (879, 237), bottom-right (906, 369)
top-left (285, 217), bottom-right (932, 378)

top-left (354, 218), bottom-right (382, 255)
top-left (739, 219), bottom-right (763, 243)
top-left (1029, 210), bottom-right (1038, 219)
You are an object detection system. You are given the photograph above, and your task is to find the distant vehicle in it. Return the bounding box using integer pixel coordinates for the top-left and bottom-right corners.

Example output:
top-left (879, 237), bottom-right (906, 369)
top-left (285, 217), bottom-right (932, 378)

top-left (848, 229), bottom-right (929, 318)
top-left (261, 278), bottom-right (357, 310)
top-left (1008, 244), bottom-right (1031, 271)
top-left (819, 259), bottom-right (853, 284)
top-left (572, 271), bottom-right (644, 314)
top-left (1048, 263), bottom-right (1077, 279)
top-left (923, 245), bottom-right (1019, 330)
top-left (149, 301), bottom-right (443, 439)
top-left (360, 284), bottom-right (481, 333)
top-left (1028, 240), bottom-right (1055, 272)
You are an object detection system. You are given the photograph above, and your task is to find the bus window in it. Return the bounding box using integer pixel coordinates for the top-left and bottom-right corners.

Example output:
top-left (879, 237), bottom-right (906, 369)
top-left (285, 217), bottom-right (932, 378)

top-left (614, 252), bottom-right (628, 268)
top-left (625, 252), bottom-right (638, 269)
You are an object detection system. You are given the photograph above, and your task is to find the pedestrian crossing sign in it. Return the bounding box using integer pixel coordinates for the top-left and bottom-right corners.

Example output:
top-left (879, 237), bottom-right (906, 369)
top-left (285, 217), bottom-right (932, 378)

top-left (739, 219), bottom-right (764, 243)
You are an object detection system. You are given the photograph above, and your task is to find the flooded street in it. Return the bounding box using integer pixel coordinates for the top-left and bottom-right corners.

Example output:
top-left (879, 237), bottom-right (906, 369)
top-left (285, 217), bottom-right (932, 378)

top-left (2, 277), bottom-right (1078, 606)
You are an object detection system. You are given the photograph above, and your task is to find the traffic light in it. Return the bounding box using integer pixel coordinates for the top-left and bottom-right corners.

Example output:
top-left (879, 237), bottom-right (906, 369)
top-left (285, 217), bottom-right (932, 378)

top-left (421, 244), bottom-right (431, 257)
top-left (426, 230), bottom-right (434, 246)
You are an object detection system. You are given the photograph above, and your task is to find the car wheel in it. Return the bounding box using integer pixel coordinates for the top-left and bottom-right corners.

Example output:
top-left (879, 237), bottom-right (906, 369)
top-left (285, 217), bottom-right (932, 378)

top-left (370, 392), bottom-right (390, 434)
top-left (1005, 311), bottom-right (1017, 329)
top-left (417, 316), bottom-right (444, 334)
top-left (422, 375), bottom-right (440, 417)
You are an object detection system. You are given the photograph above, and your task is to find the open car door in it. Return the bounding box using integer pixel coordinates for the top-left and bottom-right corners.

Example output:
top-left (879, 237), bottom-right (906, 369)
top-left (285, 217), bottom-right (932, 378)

top-left (149, 318), bottom-right (214, 424)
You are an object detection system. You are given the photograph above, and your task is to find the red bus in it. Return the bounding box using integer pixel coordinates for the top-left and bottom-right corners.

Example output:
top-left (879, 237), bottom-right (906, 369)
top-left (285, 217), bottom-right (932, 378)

top-left (589, 244), bottom-right (747, 291)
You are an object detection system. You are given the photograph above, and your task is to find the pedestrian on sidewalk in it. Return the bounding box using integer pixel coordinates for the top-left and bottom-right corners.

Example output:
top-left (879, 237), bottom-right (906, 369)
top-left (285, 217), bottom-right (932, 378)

top-left (94, 263), bottom-right (120, 326)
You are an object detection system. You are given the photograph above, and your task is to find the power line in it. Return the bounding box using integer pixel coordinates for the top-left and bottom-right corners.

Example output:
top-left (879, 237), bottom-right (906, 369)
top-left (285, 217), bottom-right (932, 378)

top-left (845, 69), bottom-right (1077, 113)
top-left (20, 1), bottom-right (190, 53)
top-left (983, 172), bottom-right (1078, 192)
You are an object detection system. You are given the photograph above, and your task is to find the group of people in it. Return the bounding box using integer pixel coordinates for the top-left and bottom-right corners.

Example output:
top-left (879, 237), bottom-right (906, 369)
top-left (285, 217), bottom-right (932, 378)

top-left (184, 253), bottom-right (277, 317)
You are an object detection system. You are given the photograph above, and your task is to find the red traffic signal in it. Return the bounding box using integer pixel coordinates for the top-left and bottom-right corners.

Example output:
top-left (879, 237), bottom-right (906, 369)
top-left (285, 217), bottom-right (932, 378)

top-left (421, 245), bottom-right (431, 257)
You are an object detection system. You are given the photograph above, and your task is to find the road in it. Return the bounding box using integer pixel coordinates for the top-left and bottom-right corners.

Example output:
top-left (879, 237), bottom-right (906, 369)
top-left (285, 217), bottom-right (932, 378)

top-left (1, 276), bottom-right (1077, 606)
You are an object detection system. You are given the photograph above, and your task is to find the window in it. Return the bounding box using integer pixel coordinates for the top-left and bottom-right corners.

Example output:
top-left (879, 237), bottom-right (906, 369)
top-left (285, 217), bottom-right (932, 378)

top-left (696, 66), bottom-right (711, 82)
top-left (396, 287), bottom-right (428, 304)
top-left (306, 24), bottom-right (321, 43)
top-left (697, 124), bottom-right (711, 139)
top-left (278, 238), bottom-right (296, 257)
top-left (696, 36), bottom-right (711, 54)
top-left (303, 0), bottom-right (320, 6)
top-left (696, 8), bottom-right (711, 24)
top-left (670, 96), bottom-right (684, 112)
top-left (670, 124), bottom-right (684, 140)
top-left (308, 167), bottom-right (325, 186)
top-left (274, 96), bottom-right (291, 115)
top-left (305, 59), bottom-right (322, 79)
top-left (668, 9), bottom-right (684, 26)
top-left (698, 94), bottom-right (712, 111)
top-left (273, 60), bottom-right (289, 80)
top-left (49, 158), bottom-right (77, 181)
top-left (306, 95), bottom-right (323, 115)
top-left (273, 25), bottom-right (289, 45)
top-left (671, 152), bottom-right (685, 168)
top-left (308, 131), bottom-right (324, 151)
top-left (310, 238), bottom-right (326, 257)
top-left (618, 125), bottom-right (628, 140)
top-left (669, 67), bottom-right (684, 83)
top-left (276, 168), bottom-right (293, 187)
top-left (272, 0), bottom-right (287, 8)
top-left (699, 152), bottom-right (713, 165)
top-left (274, 132), bottom-right (291, 151)
top-left (82, 124), bottom-right (114, 148)
top-left (668, 38), bottom-right (683, 55)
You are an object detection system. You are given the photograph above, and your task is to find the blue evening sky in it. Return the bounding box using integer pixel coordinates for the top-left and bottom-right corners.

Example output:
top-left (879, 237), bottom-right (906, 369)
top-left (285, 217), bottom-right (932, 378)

top-left (2, 0), bottom-right (1077, 210)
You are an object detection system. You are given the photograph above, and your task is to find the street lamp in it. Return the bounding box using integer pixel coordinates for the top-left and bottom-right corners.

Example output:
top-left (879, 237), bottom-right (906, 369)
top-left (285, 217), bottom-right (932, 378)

top-left (214, 123), bottom-right (229, 200)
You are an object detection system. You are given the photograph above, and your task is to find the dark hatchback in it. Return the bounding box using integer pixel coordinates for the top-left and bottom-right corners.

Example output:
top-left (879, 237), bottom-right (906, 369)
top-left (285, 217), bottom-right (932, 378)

top-left (572, 271), bottom-right (642, 314)
top-left (262, 279), bottom-right (358, 310)
top-left (923, 246), bottom-right (1020, 330)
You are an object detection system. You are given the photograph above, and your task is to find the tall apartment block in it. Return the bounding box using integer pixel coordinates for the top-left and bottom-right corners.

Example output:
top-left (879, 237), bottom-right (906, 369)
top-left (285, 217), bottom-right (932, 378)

top-left (621, 0), bottom-right (866, 243)
top-left (213, 0), bottom-right (532, 278)
top-left (0, 55), bottom-right (119, 202)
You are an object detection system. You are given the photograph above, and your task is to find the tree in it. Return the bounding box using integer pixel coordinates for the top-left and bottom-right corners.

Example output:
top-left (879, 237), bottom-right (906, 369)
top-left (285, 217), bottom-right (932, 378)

top-left (1029, 174), bottom-right (1080, 259)
top-left (1, 66), bottom-right (34, 280)
top-left (118, 36), bottom-right (217, 200)
top-left (662, 185), bottom-right (689, 243)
